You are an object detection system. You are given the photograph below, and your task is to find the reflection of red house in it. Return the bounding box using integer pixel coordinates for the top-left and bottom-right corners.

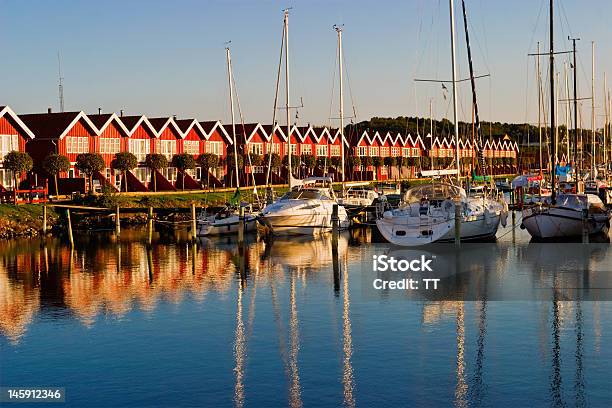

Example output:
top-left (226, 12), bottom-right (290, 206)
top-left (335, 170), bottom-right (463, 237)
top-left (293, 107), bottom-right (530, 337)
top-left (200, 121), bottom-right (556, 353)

top-left (22, 111), bottom-right (98, 193)
top-left (0, 106), bottom-right (35, 189)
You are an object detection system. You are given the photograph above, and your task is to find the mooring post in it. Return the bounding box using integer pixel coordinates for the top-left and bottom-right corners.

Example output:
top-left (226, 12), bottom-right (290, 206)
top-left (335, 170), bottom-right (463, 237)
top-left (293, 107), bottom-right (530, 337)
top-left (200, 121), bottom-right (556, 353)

top-left (582, 202), bottom-right (589, 244)
top-left (148, 206), bottom-right (154, 245)
top-left (66, 209), bottom-right (74, 246)
top-left (191, 203), bottom-right (197, 240)
top-left (42, 204), bottom-right (48, 235)
top-left (238, 206), bottom-right (245, 244)
top-left (115, 205), bottom-right (121, 238)
top-left (454, 198), bottom-right (461, 247)
top-left (331, 204), bottom-right (339, 243)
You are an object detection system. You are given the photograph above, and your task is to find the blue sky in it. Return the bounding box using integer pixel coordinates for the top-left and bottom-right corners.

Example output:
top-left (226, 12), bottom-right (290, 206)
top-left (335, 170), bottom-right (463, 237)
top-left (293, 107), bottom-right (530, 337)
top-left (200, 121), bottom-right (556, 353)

top-left (2, 0), bottom-right (611, 128)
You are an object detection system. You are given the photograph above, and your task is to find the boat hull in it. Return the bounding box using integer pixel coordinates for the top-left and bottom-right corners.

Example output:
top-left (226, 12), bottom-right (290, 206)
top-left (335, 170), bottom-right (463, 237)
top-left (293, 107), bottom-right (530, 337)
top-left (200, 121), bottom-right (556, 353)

top-left (522, 207), bottom-right (610, 239)
top-left (197, 215), bottom-right (257, 236)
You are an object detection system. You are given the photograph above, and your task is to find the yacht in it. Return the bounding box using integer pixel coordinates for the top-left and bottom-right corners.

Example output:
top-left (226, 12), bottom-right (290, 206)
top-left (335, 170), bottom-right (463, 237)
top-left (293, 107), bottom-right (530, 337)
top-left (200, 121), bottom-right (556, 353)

top-left (196, 205), bottom-right (257, 236)
top-left (376, 181), bottom-right (508, 246)
top-left (337, 184), bottom-right (387, 217)
top-left (259, 177), bottom-right (350, 235)
top-left (521, 194), bottom-right (610, 239)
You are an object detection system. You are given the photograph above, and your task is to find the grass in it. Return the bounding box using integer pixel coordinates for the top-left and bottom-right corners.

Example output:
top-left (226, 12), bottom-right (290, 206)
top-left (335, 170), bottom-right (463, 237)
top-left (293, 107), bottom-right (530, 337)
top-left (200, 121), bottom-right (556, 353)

top-left (0, 204), bottom-right (60, 222)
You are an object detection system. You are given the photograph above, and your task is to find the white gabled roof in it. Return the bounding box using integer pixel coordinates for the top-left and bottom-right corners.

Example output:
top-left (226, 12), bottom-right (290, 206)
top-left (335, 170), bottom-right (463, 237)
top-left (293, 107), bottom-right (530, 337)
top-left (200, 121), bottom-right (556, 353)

top-left (0, 105), bottom-right (35, 139)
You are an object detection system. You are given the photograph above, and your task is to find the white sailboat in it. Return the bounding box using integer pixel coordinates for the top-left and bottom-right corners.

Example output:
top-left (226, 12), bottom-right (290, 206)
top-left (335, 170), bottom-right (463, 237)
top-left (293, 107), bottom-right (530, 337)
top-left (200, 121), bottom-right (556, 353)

top-left (259, 177), bottom-right (350, 235)
top-left (521, 0), bottom-right (611, 240)
top-left (259, 11), bottom-right (351, 235)
top-left (376, 0), bottom-right (507, 246)
top-left (197, 46), bottom-right (256, 236)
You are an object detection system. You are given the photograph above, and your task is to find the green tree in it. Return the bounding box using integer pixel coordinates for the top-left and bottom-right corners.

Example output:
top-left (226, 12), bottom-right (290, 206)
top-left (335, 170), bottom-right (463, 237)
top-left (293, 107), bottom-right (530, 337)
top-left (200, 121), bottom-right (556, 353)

top-left (75, 153), bottom-right (105, 193)
top-left (197, 153), bottom-right (219, 187)
top-left (264, 153), bottom-right (282, 170)
top-left (3, 151), bottom-right (33, 198)
top-left (316, 156), bottom-right (328, 170)
top-left (302, 154), bottom-right (316, 175)
top-left (330, 156), bottom-right (342, 174)
top-left (249, 154), bottom-right (263, 166)
top-left (171, 153), bottom-right (196, 191)
top-left (226, 153), bottom-right (243, 187)
top-left (282, 154), bottom-right (300, 171)
top-left (111, 152), bottom-right (138, 192)
top-left (42, 153), bottom-right (70, 195)
top-left (144, 153), bottom-right (168, 192)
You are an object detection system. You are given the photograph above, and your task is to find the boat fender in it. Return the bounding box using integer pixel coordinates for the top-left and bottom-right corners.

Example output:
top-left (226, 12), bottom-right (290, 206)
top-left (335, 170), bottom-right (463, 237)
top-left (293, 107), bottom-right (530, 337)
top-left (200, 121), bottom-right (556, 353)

top-left (519, 223), bottom-right (525, 230)
top-left (500, 210), bottom-right (508, 228)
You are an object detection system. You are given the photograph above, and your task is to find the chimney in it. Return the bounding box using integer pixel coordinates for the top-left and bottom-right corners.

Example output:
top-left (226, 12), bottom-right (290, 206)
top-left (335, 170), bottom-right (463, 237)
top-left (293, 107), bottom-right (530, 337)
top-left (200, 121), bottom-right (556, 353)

top-left (172, 114), bottom-right (177, 120)
top-left (120, 109), bottom-right (124, 117)
top-left (47, 107), bottom-right (52, 114)
top-left (98, 107), bottom-right (102, 115)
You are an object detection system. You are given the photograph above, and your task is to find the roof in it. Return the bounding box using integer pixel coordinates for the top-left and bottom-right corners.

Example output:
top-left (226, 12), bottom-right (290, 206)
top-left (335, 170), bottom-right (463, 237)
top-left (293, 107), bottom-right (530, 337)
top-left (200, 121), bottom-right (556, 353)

top-left (88, 113), bottom-right (130, 136)
top-left (0, 106), bottom-right (35, 139)
top-left (199, 120), bottom-right (233, 144)
top-left (19, 111), bottom-right (97, 140)
top-left (175, 119), bottom-right (206, 138)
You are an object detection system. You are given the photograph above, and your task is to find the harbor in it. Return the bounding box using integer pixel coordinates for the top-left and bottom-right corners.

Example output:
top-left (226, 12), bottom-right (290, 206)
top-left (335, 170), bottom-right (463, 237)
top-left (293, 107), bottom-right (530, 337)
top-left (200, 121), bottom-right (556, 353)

top-left (2, 0), bottom-right (612, 406)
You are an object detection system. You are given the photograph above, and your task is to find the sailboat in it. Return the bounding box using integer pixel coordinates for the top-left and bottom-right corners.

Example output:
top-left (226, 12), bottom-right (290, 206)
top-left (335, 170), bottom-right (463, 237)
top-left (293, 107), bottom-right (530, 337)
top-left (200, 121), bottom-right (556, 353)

top-left (521, 0), bottom-right (610, 240)
top-left (376, 0), bottom-right (507, 246)
top-left (259, 11), bottom-right (350, 235)
top-left (197, 46), bottom-right (257, 236)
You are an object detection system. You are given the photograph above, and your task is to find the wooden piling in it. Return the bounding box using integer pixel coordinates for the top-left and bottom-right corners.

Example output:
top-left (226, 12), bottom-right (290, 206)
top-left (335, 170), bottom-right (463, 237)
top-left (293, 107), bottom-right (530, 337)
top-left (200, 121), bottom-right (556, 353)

top-left (582, 206), bottom-right (589, 244)
top-left (42, 204), bottom-right (48, 235)
top-left (454, 198), bottom-right (461, 246)
top-left (191, 203), bottom-right (197, 240)
top-left (115, 205), bottom-right (121, 238)
top-left (238, 206), bottom-right (245, 244)
top-left (147, 206), bottom-right (154, 245)
top-left (331, 204), bottom-right (339, 243)
top-left (66, 209), bottom-right (74, 246)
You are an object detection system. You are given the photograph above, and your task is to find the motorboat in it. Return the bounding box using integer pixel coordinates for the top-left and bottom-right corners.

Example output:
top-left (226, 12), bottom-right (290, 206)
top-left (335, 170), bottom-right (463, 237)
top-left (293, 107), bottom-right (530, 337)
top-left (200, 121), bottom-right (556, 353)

top-left (196, 205), bottom-right (257, 236)
top-left (376, 182), bottom-right (508, 246)
top-left (337, 185), bottom-right (387, 217)
top-left (258, 177), bottom-right (350, 235)
top-left (521, 193), bottom-right (610, 239)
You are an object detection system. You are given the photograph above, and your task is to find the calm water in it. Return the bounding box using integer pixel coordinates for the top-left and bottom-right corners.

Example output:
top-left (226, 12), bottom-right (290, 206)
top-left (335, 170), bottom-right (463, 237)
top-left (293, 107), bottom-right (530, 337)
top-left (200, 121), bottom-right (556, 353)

top-left (1, 222), bottom-right (611, 407)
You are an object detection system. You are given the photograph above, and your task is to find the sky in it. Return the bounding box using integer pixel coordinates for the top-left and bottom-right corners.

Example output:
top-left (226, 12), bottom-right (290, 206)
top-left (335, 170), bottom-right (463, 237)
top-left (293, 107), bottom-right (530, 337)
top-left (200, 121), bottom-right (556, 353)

top-left (2, 0), bottom-right (612, 129)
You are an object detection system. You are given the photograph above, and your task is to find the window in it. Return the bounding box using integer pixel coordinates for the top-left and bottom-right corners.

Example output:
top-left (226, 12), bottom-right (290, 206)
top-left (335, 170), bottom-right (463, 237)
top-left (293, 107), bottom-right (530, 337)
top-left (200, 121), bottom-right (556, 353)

top-left (0, 134), bottom-right (19, 160)
top-left (289, 144), bottom-right (297, 155)
top-left (129, 139), bottom-right (150, 161)
top-left (402, 147), bottom-right (410, 157)
top-left (266, 142), bottom-right (280, 154)
top-left (133, 167), bottom-right (149, 183)
top-left (66, 136), bottom-right (89, 154)
top-left (206, 141), bottom-right (223, 156)
top-left (380, 147), bottom-right (390, 157)
top-left (315, 144), bottom-right (327, 157)
top-left (163, 167), bottom-right (177, 182)
top-left (0, 169), bottom-right (14, 188)
top-left (99, 137), bottom-right (120, 154)
top-left (369, 146), bottom-right (379, 156)
top-left (158, 140), bottom-right (176, 159)
top-left (184, 140), bottom-right (199, 155)
top-left (249, 143), bottom-right (264, 155)
top-left (357, 146), bottom-right (367, 156)
top-left (391, 147), bottom-right (400, 157)
top-left (412, 148), bottom-right (420, 157)
top-left (330, 145), bottom-right (341, 156)
top-left (301, 144), bottom-right (312, 155)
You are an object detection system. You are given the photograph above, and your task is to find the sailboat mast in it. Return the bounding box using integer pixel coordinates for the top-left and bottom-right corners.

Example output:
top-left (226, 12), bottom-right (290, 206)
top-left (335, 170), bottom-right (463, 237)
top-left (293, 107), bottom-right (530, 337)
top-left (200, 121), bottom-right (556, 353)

top-left (460, 0), bottom-right (485, 178)
top-left (335, 25), bottom-right (346, 186)
top-left (591, 41), bottom-right (596, 175)
top-left (449, 0), bottom-right (461, 182)
top-left (565, 62), bottom-right (571, 160)
top-left (604, 72), bottom-right (608, 166)
top-left (226, 47), bottom-right (240, 189)
top-left (537, 42), bottom-right (543, 175)
top-left (284, 9), bottom-right (292, 189)
top-left (549, 0), bottom-right (556, 203)
top-left (570, 37), bottom-right (579, 173)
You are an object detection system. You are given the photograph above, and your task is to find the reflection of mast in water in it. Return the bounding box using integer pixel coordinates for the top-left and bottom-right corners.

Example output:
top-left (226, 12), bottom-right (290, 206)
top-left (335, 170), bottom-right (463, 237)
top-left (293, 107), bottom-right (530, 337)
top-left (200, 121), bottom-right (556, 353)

top-left (288, 272), bottom-right (303, 408)
top-left (454, 302), bottom-right (468, 408)
top-left (550, 292), bottom-right (564, 407)
top-left (574, 300), bottom-right (585, 406)
top-left (233, 282), bottom-right (246, 408)
top-left (341, 254), bottom-right (355, 408)
top-left (469, 300), bottom-right (487, 404)
top-left (592, 302), bottom-right (601, 353)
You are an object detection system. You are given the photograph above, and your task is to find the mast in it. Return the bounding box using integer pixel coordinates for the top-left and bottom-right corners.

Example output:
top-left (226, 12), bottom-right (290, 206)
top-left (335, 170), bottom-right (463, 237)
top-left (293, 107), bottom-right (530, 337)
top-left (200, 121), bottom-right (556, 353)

top-left (555, 72), bottom-right (559, 164)
top-left (226, 46), bottom-right (240, 189)
top-left (449, 0), bottom-right (461, 182)
top-left (57, 52), bottom-right (65, 113)
top-left (335, 24), bottom-right (346, 187)
top-left (537, 42), bottom-right (543, 176)
top-left (564, 62), bottom-right (571, 161)
top-left (284, 9), bottom-right (293, 189)
top-left (604, 73), bottom-right (608, 167)
top-left (591, 41), bottom-right (595, 176)
top-left (549, 0), bottom-right (556, 203)
top-left (570, 37), bottom-right (580, 174)
top-left (460, 0), bottom-right (486, 179)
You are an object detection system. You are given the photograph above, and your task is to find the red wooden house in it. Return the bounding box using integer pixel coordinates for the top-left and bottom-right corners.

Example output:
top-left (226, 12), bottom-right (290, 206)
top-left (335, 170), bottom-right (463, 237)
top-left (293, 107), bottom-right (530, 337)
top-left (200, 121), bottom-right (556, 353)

top-left (0, 106), bottom-right (35, 190)
top-left (148, 117), bottom-right (183, 188)
top-left (21, 110), bottom-right (98, 194)
top-left (87, 113), bottom-right (130, 191)
top-left (175, 118), bottom-right (207, 188)
top-left (117, 115), bottom-right (160, 191)
top-left (240, 123), bottom-right (269, 185)
top-left (260, 123), bottom-right (286, 183)
top-left (200, 120), bottom-right (232, 187)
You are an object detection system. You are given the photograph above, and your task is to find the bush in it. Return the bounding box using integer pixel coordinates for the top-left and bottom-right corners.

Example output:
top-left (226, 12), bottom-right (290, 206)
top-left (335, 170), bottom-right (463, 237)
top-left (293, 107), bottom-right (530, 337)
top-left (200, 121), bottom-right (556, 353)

top-left (42, 153), bottom-right (70, 195)
top-left (76, 153), bottom-right (105, 193)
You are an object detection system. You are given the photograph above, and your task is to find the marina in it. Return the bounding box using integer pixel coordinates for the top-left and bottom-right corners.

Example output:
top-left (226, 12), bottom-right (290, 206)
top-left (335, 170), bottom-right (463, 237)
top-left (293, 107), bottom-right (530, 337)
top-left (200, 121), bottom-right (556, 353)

top-left (2, 0), bottom-right (612, 406)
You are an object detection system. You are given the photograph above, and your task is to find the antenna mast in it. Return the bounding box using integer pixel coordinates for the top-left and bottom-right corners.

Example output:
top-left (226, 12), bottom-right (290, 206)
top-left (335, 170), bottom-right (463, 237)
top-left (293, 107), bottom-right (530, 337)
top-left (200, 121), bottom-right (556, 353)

top-left (57, 52), bottom-right (65, 113)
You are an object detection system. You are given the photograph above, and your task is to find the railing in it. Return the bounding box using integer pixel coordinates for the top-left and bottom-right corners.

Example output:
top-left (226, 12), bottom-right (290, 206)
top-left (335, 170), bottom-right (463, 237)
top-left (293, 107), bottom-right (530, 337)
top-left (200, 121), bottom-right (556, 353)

top-left (0, 184), bottom-right (48, 204)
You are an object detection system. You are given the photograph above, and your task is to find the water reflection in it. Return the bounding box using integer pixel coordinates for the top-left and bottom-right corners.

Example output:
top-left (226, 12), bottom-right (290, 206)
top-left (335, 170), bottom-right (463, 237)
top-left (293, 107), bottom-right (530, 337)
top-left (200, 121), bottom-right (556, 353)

top-left (0, 228), bottom-right (610, 407)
